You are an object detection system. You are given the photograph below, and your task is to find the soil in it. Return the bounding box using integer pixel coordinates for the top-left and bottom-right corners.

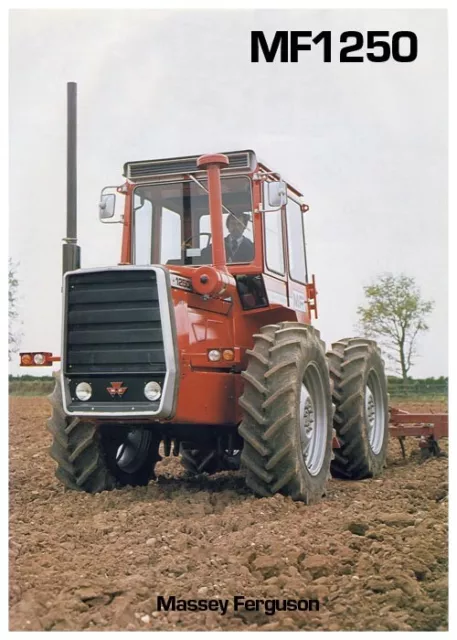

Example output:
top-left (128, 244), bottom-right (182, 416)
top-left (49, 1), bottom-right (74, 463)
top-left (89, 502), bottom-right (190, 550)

top-left (9, 397), bottom-right (448, 631)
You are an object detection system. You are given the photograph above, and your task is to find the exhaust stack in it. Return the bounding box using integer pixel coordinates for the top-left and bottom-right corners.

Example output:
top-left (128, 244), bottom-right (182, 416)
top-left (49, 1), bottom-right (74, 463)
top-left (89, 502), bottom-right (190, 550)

top-left (62, 81), bottom-right (81, 274)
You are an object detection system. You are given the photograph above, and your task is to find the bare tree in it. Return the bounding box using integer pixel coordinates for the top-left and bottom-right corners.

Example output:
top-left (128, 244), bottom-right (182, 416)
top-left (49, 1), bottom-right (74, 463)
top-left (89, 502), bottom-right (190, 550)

top-left (357, 273), bottom-right (434, 383)
top-left (9, 258), bottom-right (21, 360)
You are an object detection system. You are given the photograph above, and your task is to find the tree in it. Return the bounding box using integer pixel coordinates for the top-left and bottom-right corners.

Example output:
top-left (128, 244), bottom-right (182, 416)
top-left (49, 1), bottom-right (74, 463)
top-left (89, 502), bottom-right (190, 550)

top-left (356, 273), bottom-right (434, 383)
top-left (9, 258), bottom-right (21, 360)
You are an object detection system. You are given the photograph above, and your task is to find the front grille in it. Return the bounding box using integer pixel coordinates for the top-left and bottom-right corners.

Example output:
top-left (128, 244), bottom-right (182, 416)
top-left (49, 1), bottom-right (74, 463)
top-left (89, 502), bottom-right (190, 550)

top-left (64, 270), bottom-right (165, 375)
top-left (124, 150), bottom-right (255, 180)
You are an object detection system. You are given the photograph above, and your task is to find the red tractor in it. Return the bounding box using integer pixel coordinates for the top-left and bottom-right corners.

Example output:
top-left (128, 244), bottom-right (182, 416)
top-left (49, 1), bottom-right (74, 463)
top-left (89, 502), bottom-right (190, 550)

top-left (20, 84), bottom-right (445, 502)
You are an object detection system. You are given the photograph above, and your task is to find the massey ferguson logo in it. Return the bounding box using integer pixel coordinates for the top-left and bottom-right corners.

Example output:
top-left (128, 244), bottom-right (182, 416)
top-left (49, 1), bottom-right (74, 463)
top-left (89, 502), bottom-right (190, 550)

top-left (107, 382), bottom-right (128, 397)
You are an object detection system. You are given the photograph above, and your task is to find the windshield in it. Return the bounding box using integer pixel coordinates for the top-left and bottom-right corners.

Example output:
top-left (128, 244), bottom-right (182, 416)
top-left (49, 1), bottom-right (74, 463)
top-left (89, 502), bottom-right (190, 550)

top-left (132, 176), bottom-right (253, 266)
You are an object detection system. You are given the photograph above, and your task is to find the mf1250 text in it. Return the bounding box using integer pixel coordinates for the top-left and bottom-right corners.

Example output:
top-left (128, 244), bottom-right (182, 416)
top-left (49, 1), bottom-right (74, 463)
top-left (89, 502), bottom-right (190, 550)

top-left (251, 31), bottom-right (418, 63)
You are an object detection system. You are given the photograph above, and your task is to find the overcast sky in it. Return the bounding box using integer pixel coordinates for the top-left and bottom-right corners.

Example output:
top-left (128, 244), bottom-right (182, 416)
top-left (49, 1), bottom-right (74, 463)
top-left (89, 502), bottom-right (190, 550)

top-left (9, 9), bottom-right (447, 377)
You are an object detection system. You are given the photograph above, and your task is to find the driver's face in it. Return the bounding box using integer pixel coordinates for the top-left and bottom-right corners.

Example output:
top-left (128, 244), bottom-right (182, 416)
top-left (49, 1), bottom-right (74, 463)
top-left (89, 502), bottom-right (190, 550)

top-left (227, 217), bottom-right (246, 239)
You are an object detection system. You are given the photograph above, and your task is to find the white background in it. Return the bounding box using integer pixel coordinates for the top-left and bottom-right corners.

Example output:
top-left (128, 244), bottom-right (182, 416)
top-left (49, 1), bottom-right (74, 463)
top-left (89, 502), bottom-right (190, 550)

top-left (8, 8), bottom-right (447, 380)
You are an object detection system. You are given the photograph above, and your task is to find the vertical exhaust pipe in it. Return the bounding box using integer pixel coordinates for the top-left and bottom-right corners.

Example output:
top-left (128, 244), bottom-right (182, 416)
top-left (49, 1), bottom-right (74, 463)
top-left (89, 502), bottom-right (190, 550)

top-left (62, 81), bottom-right (81, 274)
top-left (196, 153), bottom-right (229, 272)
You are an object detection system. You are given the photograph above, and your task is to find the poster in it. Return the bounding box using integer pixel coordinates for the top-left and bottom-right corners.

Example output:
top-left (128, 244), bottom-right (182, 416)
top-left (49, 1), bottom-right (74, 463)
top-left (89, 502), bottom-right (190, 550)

top-left (8, 5), bottom-right (449, 633)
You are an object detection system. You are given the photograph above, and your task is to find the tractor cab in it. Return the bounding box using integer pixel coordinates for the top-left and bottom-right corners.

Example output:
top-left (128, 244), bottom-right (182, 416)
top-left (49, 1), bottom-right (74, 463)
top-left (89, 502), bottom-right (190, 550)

top-left (99, 150), bottom-right (317, 320)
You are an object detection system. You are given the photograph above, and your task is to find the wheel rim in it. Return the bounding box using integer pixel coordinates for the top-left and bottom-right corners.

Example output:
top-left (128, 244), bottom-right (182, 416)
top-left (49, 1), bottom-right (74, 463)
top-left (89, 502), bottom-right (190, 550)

top-left (115, 429), bottom-right (151, 474)
top-left (299, 363), bottom-right (328, 476)
top-left (365, 370), bottom-right (385, 454)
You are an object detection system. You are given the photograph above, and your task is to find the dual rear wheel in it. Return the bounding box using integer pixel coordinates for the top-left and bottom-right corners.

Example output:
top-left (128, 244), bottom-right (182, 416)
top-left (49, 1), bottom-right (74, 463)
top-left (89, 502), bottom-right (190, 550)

top-left (327, 337), bottom-right (389, 479)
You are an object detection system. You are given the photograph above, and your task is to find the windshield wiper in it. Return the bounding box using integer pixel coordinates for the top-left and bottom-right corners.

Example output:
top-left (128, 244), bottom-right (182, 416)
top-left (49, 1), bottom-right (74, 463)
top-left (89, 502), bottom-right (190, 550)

top-left (186, 174), bottom-right (234, 217)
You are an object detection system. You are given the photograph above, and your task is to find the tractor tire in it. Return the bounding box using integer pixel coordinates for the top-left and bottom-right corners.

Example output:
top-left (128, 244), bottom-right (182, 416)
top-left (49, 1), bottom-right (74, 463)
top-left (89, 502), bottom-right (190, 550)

top-left (47, 378), bottom-right (160, 492)
top-left (239, 322), bottom-right (333, 503)
top-left (327, 338), bottom-right (389, 480)
top-left (101, 426), bottom-right (161, 487)
top-left (180, 447), bottom-right (241, 475)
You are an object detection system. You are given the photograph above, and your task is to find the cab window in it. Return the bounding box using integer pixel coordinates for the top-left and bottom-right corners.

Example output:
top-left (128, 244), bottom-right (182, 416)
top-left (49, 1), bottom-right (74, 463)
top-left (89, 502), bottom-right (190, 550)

top-left (286, 198), bottom-right (308, 283)
top-left (132, 177), bottom-right (253, 266)
top-left (264, 208), bottom-right (285, 275)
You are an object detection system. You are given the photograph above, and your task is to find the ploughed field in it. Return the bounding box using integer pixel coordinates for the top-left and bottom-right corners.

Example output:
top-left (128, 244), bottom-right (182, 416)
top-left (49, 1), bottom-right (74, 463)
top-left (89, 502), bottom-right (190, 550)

top-left (9, 396), bottom-right (448, 631)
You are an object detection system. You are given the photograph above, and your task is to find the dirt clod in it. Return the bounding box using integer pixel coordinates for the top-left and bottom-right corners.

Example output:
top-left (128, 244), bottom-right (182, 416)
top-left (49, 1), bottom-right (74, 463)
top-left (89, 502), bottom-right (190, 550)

top-left (9, 397), bottom-right (448, 631)
top-left (376, 512), bottom-right (416, 527)
top-left (348, 522), bottom-right (369, 536)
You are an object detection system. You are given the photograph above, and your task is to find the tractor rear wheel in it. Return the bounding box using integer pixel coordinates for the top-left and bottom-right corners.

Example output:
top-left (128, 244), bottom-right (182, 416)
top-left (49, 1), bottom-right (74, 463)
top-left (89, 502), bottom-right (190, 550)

top-left (327, 338), bottom-right (389, 479)
top-left (239, 322), bottom-right (333, 503)
top-left (47, 378), bottom-right (160, 492)
top-left (180, 446), bottom-right (241, 475)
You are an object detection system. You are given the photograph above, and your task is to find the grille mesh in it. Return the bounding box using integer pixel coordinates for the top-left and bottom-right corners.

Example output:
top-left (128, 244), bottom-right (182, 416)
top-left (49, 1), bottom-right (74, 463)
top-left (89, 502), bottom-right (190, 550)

top-left (65, 270), bottom-right (165, 374)
top-left (125, 151), bottom-right (254, 180)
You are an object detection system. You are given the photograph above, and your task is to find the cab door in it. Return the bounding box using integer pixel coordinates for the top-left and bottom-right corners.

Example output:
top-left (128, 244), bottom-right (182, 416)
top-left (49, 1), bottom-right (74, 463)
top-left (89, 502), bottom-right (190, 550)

top-left (262, 182), bottom-right (288, 307)
top-left (284, 194), bottom-right (311, 324)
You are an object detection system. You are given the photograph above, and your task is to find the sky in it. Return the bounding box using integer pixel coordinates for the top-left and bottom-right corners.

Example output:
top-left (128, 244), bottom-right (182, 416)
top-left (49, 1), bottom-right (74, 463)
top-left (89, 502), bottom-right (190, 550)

top-left (8, 8), bottom-right (448, 378)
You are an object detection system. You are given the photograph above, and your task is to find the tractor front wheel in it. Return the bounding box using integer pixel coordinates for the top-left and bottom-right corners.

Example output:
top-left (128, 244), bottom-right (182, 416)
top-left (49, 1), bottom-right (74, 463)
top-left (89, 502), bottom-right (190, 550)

top-left (47, 377), bottom-right (160, 492)
top-left (239, 322), bottom-right (333, 503)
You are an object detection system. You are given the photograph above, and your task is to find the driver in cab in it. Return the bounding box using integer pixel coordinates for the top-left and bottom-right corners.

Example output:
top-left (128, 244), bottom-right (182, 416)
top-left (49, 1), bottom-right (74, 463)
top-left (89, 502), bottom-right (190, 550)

top-left (202, 212), bottom-right (254, 264)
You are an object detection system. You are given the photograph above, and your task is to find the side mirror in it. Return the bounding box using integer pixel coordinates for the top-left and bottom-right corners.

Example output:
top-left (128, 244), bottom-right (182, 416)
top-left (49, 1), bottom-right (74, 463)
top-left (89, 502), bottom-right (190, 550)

top-left (266, 180), bottom-right (287, 209)
top-left (99, 193), bottom-right (116, 220)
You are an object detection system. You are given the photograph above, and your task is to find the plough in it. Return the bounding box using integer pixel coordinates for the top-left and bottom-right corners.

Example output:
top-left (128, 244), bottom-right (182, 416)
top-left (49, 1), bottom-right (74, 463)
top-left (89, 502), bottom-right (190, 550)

top-left (389, 407), bottom-right (448, 460)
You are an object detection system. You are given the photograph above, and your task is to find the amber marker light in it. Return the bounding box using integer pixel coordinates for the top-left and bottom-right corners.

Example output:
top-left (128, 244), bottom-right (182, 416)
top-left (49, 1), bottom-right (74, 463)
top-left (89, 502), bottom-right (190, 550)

top-left (222, 349), bottom-right (235, 362)
top-left (19, 351), bottom-right (54, 366)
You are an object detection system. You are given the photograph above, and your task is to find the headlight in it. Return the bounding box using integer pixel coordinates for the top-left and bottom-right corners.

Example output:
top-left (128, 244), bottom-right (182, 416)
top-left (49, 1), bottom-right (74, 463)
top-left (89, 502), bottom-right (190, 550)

top-left (144, 381), bottom-right (162, 402)
top-left (33, 353), bottom-right (46, 365)
top-left (75, 382), bottom-right (92, 401)
top-left (208, 349), bottom-right (221, 362)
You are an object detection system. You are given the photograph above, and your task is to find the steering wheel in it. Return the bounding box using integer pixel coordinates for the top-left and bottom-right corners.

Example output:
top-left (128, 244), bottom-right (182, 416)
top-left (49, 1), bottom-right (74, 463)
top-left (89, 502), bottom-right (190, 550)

top-left (182, 232), bottom-right (212, 250)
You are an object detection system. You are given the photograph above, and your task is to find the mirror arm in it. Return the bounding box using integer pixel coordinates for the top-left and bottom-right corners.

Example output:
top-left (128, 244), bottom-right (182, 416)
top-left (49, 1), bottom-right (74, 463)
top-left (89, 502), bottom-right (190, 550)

top-left (255, 204), bottom-right (284, 214)
top-left (100, 218), bottom-right (123, 225)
